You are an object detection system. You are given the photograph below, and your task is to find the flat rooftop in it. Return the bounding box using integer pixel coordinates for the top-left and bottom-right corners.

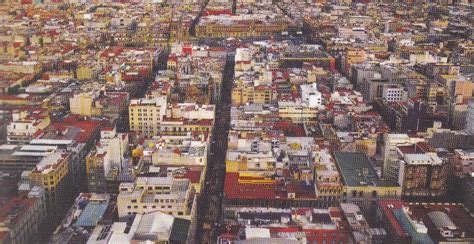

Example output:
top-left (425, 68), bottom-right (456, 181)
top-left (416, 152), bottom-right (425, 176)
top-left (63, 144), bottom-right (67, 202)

top-left (334, 152), bottom-right (398, 187)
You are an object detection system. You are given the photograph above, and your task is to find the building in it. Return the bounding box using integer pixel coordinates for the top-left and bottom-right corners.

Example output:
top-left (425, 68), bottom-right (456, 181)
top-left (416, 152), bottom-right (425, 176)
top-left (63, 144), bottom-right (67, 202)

top-left (448, 96), bottom-right (468, 130)
top-left (69, 93), bottom-right (98, 117)
top-left (69, 91), bottom-right (129, 120)
top-left (6, 109), bottom-right (50, 144)
top-left (86, 127), bottom-right (128, 193)
top-left (343, 48), bottom-right (367, 76)
top-left (26, 152), bottom-right (73, 227)
top-left (334, 152), bottom-right (401, 215)
top-left (398, 153), bottom-right (450, 199)
top-left (0, 186), bottom-right (46, 244)
top-left (139, 134), bottom-right (208, 172)
top-left (382, 84), bottom-right (408, 103)
top-left (128, 96), bottom-right (167, 137)
top-left (451, 149), bottom-right (474, 212)
top-left (360, 78), bottom-right (389, 103)
top-left (340, 203), bottom-right (387, 243)
top-left (425, 126), bottom-right (474, 150)
top-left (231, 84), bottom-right (275, 106)
top-left (376, 200), bottom-right (434, 244)
top-left (382, 134), bottom-right (424, 182)
top-left (219, 207), bottom-right (350, 243)
top-left (376, 200), bottom-right (411, 244)
top-left (314, 149), bottom-right (343, 206)
top-left (406, 203), bottom-right (474, 243)
top-left (465, 99), bottom-right (474, 135)
top-left (301, 83), bottom-right (323, 108)
top-left (117, 176), bottom-right (196, 219)
top-left (31, 118), bottom-right (104, 193)
top-left (87, 211), bottom-right (193, 244)
top-left (49, 193), bottom-right (116, 244)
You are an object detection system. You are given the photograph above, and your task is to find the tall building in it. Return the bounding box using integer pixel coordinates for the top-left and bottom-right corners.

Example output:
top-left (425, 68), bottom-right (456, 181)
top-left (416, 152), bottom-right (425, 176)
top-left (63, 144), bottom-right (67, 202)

top-left (69, 93), bottom-right (97, 117)
top-left (382, 84), bottom-right (408, 103)
top-left (465, 99), bottom-right (474, 134)
top-left (0, 186), bottom-right (46, 244)
top-left (398, 153), bottom-right (450, 199)
top-left (448, 95), bottom-right (468, 130)
top-left (452, 149), bottom-right (474, 213)
top-left (26, 153), bottom-right (73, 226)
top-left (360, 77), bottom-right (388, 103)
top-left (86, 127), bottom-right (128, 193)
top-left (128, 96), bottom-right (167, 137)
top-left (344, 48), bottom-right (367, 76)
top-left (382, 134), bottom-right (424, 182)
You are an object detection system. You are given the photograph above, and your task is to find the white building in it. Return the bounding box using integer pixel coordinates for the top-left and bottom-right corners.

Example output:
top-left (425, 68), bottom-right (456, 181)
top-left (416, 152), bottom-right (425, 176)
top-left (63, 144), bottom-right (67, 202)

top-left (382, 134), bottom-right (425, 182)
top-left (382, 84), bottom-right (408, 102)
top-left (98, 127), bottom-right (128, 171)
top-left (301, 83), bottom-right (323, 108)
top-left (7, 110), bottom-right (50, 144)
top-left (88, 211), bottom-right (193, 244)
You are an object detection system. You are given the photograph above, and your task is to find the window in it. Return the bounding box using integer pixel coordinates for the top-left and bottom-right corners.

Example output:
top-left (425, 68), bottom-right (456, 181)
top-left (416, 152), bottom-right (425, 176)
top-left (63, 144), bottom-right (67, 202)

top-left (352, 191), bottom-right (357, 197)
top-left (372, 191), bottom-right (377, 197)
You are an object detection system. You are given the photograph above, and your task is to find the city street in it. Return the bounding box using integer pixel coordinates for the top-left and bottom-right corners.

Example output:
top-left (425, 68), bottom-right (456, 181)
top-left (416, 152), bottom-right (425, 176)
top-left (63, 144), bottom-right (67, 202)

top-left (195, 53), bottom-right (234, 243)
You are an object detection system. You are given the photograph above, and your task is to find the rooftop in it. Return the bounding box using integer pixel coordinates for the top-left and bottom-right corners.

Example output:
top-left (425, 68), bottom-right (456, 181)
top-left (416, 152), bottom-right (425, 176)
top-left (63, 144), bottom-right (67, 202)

top-left (334, 152), bottom-right (398, 187)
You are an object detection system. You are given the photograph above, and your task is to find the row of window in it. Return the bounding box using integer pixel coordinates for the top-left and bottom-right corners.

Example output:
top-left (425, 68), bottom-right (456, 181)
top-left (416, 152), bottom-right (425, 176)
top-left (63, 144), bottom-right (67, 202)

top-left (126, 211), bottom-right (183, 216)
top-left (127, 205), bottom-right (176, 209)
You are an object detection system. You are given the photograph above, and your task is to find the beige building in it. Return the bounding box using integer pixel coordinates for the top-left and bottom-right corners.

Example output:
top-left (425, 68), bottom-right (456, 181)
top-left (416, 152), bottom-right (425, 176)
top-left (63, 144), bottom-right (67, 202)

top-left (117, 176), bottom-right (195, 218)
top-left (69, 93), bottom-right (100, 116)
top-left (278, 100), bottom-right (319, 123)
top-left (0, 62), bottom-right (42, 74)
top-left (128, 96), bottom-right (167, 137)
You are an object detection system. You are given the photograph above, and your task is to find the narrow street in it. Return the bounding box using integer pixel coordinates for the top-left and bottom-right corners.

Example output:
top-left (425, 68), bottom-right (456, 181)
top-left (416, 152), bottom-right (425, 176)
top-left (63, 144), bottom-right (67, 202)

top-left (195, 53), bottom-right (234, 243)
top-left (189, 0), bottom-right (210, 37)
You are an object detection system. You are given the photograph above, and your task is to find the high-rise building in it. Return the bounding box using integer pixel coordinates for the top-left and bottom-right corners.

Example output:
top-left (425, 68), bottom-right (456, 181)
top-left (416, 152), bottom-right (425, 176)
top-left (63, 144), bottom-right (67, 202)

top-left (398, 153), bottom-right (450, 198)
top-left (26, 153), bottom-right (73, 227)
top-left (465, 99), bottom-right (474, 134)
top-left (128, 96), bottom-right (167, 137)
top-left (86, 127), bottom-right (129, 193)
top-left (0, 186), bottom-right (46, 244)
top-left (382, 134), bottom-right (424, 182)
